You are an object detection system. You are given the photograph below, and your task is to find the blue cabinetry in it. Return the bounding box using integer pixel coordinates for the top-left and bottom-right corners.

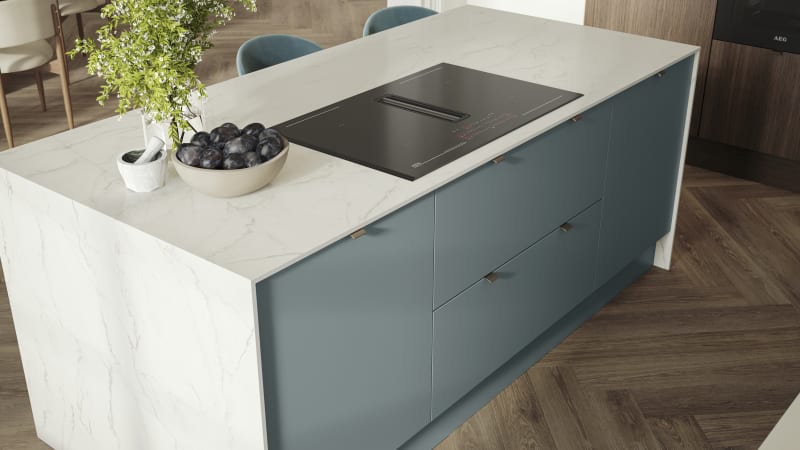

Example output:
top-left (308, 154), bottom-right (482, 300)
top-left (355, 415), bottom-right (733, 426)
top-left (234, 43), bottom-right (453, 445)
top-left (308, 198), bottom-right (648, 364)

top-left (596, 57), bottom-right (694, 286)
top-left (434, 103), bottom-right (611, 308)
top-left (432, 202), bottom-right (602, 417)
top-left (255, 57), bottom-right (694, 450)
top-left (255, 196), bottom-right (434, 450)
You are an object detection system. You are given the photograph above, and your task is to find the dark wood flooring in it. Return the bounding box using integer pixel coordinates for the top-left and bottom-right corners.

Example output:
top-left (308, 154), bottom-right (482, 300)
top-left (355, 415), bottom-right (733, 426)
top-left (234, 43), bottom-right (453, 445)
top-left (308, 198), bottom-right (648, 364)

top-left (2, 2), bottom-right (800, 449)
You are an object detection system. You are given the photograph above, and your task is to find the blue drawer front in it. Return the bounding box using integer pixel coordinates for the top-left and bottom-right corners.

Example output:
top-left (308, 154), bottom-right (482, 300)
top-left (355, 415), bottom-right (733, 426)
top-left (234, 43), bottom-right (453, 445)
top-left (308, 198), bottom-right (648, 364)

top-left (432, 202), bottom-right (602, 418)
top-left (434, 102), bottom-right (611, 309)
top-left (256, 196), bottom-right (434, 450)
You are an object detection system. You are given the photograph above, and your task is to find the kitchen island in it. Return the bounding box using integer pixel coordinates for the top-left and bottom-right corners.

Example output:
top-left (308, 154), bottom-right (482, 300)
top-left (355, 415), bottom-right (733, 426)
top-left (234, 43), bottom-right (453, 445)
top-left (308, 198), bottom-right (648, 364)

top-left (0, 6), bottom-right (698, 450)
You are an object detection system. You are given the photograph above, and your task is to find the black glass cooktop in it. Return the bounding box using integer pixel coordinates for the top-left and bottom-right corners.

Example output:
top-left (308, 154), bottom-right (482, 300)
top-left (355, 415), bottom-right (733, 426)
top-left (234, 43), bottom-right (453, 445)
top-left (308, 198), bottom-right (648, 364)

top-left (275, 63), bottom-right (582, 180)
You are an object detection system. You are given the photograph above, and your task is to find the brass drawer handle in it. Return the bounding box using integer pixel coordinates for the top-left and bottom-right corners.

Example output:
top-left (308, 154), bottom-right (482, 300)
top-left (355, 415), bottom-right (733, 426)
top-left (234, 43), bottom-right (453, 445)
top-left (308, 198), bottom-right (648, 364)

top-left (571, 114), bottom-right (583, 123)
top-left (559, 222), bottom-right (573, 233)
top-left (657, 71), bottom-right (665, 78)
top-left (484, 272), bottom-right (499, 284)
top-left (492, 155), bottom-right (506, 164)
top-left (350, 229), bottom-right (367, 240)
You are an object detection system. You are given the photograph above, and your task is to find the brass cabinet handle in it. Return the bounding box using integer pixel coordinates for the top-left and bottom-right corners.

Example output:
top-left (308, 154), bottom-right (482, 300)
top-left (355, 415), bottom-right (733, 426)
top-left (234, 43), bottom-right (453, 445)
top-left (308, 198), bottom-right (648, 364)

top-left (559, 222), bottom-right (573, 233)
top-left (484, 272), bottom-right (499, 284)
top-left (350, 229), bottom-right (367, 240)
top-left (571, 114), bottom-right (583, 123)
top-left (657, 71), bottom-right (665, 78)
top-left (492, 155), bottom-right (506, 164)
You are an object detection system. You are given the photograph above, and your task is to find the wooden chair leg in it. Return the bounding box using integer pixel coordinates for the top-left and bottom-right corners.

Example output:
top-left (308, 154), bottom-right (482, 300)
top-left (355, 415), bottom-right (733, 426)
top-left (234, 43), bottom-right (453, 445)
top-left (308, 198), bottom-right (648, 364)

top-left (0, 74), bottom-right (14, 148)
top-left (76, 13), bottom-right (85, 40)
top-left (52, 4), bottom-right (74, 129)
top-left (56, 51), bottom-right (74, 129)
top-left (35, 69), bottom-right (47, 112)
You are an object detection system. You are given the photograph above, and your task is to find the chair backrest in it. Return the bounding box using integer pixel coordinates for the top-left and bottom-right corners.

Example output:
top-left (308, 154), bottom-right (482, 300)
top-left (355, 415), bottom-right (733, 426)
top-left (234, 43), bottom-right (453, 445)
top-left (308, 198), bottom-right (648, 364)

top-left (0, 0), bottom-right (56, 48)
top-left (363, 6), bottom-right (437, 36)
top-left (236, 34), bottom-right (323, 76)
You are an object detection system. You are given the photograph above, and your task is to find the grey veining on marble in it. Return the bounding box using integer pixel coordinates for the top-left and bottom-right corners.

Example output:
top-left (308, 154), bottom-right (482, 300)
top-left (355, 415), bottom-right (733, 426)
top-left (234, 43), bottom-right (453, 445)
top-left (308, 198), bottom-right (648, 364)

top-left (0, 6), bottom-right (698, 283)
top-left (0, 169), bottom-right (265, 449)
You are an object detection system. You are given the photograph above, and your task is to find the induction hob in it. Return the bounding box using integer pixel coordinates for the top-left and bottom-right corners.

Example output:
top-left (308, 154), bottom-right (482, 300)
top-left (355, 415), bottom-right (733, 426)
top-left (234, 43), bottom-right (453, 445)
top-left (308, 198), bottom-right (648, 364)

top-left (275, 63), bottom-right (582, 180)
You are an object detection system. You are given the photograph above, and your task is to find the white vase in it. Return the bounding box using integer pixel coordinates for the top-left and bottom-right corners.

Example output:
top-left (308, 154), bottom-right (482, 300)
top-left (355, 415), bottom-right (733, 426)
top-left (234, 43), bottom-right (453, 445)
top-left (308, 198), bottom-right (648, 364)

top-left (141, 93), bottom-right (206, 149)
top-left (117, 148), bottom-right (168, 193)
top-left (185, 90), bottom-right (206, 134)
top-left (142, 114), bottom-right (170, 149)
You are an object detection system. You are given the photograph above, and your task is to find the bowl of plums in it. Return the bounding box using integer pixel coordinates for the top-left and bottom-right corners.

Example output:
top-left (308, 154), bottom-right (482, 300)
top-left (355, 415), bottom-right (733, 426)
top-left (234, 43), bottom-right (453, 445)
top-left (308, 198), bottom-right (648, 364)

top-left (172, 122), bottom-right (288, 198)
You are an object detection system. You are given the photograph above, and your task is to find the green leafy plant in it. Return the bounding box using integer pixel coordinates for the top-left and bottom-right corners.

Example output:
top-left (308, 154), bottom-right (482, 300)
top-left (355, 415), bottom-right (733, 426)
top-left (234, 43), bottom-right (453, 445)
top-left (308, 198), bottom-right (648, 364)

top-left (70, 0), bottom-right (256, 147)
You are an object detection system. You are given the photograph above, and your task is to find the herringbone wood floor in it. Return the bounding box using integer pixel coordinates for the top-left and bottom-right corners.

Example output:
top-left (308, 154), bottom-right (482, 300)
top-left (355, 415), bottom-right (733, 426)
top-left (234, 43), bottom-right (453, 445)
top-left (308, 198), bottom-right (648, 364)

top-left (2, 3), bottom-right (800, 449)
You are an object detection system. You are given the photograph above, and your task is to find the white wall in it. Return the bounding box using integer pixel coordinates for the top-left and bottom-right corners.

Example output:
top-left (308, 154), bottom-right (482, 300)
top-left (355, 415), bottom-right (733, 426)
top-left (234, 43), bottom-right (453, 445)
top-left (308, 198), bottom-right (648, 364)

top-left (465, 0), bottom-right (584, 24)
top-left (387, 0), bottom-right (586, 25)
top-left (387, 0), bottom-right (431, 6)
top-left (387, 0), bottom-right (468, 9)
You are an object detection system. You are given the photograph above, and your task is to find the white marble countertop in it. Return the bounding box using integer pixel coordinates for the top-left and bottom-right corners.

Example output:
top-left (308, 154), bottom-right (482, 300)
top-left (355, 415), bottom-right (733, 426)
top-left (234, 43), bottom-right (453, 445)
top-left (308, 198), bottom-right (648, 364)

top-left (762, 393), bottom-right (800, 449)
top-left (0, 6), bottom-right (698, 282)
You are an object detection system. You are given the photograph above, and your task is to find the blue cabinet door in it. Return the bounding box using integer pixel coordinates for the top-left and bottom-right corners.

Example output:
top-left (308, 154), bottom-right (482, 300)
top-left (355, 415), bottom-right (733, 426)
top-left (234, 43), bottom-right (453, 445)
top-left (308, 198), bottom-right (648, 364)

top-left (255, 196), bottom-right (434, 450)
top-left (434, 103), bottom-right (611, 309)
top-left (596, 57), bottom-right (694, 286)
top-left (432, 202), bottom-right (602, 418)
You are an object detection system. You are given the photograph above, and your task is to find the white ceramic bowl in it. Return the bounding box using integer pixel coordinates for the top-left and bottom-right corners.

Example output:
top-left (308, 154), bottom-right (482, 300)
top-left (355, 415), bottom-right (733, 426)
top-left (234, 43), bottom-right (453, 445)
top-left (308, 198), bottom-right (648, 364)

top-left (172, 140), bottom-right (289, 198)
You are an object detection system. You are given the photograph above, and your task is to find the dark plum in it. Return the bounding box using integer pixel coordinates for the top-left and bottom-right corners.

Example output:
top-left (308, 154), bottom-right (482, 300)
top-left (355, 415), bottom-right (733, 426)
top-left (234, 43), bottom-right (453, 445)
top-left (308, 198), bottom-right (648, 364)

top-left (257, 139), bottom-right (283, 161)
top-left (223, 137), bottom-right (245, 155)
top-left (243, 152), bottom-right (261, 168)
top-left (176, 143), bottom-right (204, 167)
top-left (220, 122), bottom-right (240, 132)
top-left (258, 128), bottom-right (281, 144)
top-left (199, 147), bottom-right (224, 169)
top-left (241, 134), bottom-right (258, 152)
top-left (242, 123), bottom-right (265, 137)
top-left (223, 135), bottom-right (258, 156)
top-left (223, 154), bottom-right (246, 170)
top-left (190, 131), bottom-right (212, 147)
top-left (210, 126), bottom-right (240, 144)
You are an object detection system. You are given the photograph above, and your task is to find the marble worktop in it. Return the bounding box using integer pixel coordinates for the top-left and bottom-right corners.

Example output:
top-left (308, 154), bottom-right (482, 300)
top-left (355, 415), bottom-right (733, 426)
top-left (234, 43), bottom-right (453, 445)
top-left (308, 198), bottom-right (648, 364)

top-left (0, 6), bottom-right (698, 282)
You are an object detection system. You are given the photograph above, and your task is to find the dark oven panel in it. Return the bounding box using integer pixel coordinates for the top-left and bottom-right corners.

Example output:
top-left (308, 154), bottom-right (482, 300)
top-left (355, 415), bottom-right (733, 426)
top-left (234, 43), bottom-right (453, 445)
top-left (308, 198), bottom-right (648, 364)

top-left (714, 0), bottom-right (800, 54)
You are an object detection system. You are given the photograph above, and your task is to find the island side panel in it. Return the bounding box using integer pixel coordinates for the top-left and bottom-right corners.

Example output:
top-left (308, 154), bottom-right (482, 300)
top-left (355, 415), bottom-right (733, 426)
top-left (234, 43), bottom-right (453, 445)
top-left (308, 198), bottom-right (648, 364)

top-left (654, 51), bottom-right (700, 270)
top-left (0, 171), bottom-right (265, 450)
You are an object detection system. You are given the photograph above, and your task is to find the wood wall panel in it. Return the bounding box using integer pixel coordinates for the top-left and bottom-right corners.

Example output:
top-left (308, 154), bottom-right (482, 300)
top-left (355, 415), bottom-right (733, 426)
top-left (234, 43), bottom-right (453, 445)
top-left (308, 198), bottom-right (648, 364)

top-left (700, 40), bottom-right (800, 161)
top-left (584, 0), bottom-right (717, 136)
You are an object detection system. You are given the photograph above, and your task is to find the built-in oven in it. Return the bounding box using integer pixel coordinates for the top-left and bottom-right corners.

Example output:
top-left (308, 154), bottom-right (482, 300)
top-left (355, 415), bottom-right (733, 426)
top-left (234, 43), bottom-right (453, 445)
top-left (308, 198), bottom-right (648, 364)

top-left (714, 0), bottom-right (800, 54)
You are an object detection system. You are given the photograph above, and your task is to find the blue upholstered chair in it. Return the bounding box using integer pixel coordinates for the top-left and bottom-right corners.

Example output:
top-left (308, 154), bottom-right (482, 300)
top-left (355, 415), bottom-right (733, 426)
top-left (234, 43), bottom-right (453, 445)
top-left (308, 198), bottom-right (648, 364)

top-left (362, 6), bottom-right (437, 36)
top-left (236, 35), bottom-right (322, 76)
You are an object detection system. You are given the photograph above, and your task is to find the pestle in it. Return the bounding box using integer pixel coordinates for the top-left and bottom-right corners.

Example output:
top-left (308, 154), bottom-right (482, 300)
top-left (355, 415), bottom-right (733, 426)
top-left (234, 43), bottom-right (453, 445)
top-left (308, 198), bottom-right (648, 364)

top-left (135, 136), bottom-right (165, 165)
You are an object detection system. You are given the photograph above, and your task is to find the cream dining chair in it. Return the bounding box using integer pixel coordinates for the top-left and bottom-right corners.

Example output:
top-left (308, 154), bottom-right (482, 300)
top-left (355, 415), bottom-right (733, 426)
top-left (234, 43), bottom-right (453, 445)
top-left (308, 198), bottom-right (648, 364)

top-left (58, 0), bottom-right (106, 42)
top-left (0, 0), bottom-right (74, 148)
